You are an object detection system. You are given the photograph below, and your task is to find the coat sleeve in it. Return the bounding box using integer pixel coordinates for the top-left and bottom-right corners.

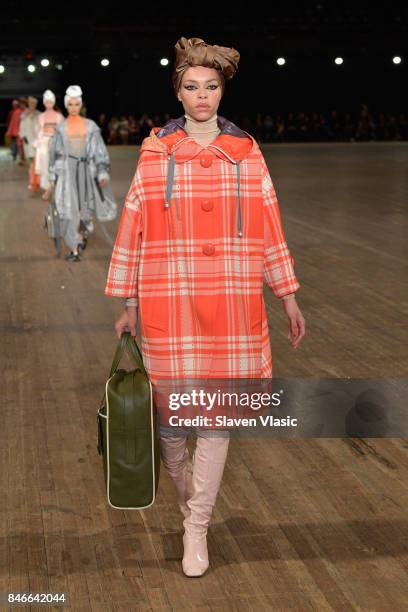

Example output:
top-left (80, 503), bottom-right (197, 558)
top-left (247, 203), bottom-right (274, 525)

top-left (93, 128), bottom-right (111, 182)
top-left (48, 128), bottom-right (63, 184)
top-left (18, 112), bottom-right (27, 140)
top-left (104, 160), bottom-right (144, 302)
top-left (32, 114), bottom-right (42, 149)
top-left (260, 153), bottom-right (300, 298)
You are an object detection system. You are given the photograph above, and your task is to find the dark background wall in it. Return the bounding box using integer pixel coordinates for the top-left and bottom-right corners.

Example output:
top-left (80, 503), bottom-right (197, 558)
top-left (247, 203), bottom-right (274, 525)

top-left (0, 2), bottom-right (407, 119)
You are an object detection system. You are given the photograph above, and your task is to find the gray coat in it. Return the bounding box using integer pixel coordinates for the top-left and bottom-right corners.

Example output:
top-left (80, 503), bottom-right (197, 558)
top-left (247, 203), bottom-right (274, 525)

top-left (48, 118), bottom-right (117, 222)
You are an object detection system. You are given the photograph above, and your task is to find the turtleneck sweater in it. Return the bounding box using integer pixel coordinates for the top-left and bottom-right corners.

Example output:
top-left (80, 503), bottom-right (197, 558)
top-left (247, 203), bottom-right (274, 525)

top-left (184, 112), bottom-right (221, 147)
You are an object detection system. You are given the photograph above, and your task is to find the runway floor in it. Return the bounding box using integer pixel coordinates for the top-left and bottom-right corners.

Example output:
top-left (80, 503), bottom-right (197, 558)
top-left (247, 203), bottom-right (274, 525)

top-left (1, 143), bottom-right (407, 610)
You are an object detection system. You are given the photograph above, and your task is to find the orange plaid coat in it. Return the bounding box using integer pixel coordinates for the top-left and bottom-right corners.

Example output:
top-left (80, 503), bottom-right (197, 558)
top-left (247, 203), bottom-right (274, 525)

top-left (105, 116), bottom-right (300, 384)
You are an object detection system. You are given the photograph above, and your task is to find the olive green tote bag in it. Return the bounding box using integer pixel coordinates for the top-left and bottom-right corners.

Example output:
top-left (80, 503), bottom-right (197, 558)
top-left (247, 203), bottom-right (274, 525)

top-left (97, 332), bottom-right (160, 509)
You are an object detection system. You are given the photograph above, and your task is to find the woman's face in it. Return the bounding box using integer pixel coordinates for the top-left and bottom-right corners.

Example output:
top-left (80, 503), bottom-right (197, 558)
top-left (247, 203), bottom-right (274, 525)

top-left (67, 97), bottom-right (82, 116)
top-left (177, 66), bottom-right (222, 121)
top-left (44, 99), bottom-right (54, 110)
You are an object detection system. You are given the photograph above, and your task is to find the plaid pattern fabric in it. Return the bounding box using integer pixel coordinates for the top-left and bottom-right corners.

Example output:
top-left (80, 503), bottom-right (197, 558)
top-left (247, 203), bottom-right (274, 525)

top-left (105, 119), bottom-right (300, 383)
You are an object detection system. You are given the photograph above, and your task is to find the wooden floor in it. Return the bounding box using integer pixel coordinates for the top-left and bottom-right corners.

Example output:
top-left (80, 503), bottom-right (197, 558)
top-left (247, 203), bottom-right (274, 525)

top-left (1, 142), bottom-right (407, 611)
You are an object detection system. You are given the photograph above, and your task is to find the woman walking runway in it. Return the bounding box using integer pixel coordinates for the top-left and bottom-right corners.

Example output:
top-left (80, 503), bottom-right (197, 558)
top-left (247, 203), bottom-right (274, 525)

top-left (46, 85), bottom-right (117, 261)
top-left (19, 96), bottom-right (40, 191)
top-left (105, 36), bottom-right (305, 577)
top-left (34, 89), bottom-right (63, 199)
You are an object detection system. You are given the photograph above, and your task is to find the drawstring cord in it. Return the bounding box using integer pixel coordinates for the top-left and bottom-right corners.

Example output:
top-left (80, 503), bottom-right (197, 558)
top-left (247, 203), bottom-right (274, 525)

top-left (236, 160), bottom-right (242, 238)
top-left (164, 152), bottom-right (243, 238)
top-left (164, 152), bottom-right (175, 208)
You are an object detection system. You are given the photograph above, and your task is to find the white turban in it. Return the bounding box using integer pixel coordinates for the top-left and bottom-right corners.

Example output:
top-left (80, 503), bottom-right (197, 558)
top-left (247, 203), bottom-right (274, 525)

top-left (64, 84), bottom-right (83, 109)
top-left (43, 89), bottom-right (56, 104)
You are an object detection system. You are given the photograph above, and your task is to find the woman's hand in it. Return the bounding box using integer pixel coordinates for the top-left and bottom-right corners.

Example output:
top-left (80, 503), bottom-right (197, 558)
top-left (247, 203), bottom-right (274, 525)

top-left (42, 184), bottom-right (54, 201)
top-left (43, 188), bottom-right (52, 201)
top-left (115, 306), bottom-right (138, 339)
top-left (281, 296), bottom-right (305, 349)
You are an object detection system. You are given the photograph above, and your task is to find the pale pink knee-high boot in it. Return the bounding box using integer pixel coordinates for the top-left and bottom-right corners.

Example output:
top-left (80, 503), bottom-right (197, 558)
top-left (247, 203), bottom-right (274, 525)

top-left (160, 435), bottom-right (194, 518)
top-left (182, 434), bottom-right (230, 577)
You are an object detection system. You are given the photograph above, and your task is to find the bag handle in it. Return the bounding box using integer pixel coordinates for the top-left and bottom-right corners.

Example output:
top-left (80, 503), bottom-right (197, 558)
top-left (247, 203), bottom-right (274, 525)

top-left (124, 332), bottom-right (147, 375)
top-left (109, 331), bottom-right (147, 378)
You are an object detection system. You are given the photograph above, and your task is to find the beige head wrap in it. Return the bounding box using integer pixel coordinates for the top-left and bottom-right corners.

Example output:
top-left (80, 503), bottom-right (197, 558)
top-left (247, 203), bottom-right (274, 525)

top-left (172, 36), bottom-right (240, 94)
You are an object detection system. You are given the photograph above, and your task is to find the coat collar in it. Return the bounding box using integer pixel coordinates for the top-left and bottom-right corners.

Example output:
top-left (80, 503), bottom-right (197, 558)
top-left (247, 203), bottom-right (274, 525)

top-left (140, 115), bottom-right (255, 164)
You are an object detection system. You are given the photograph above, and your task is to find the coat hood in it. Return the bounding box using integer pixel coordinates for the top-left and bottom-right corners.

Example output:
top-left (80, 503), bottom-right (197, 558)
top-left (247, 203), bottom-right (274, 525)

top-left (140, 115), bottom-right (256, 163)
top-left (140, 115), bottom-right (257, 239)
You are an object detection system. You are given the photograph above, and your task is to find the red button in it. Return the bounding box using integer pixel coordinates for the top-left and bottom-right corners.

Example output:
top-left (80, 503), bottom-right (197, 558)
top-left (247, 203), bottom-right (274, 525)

top-left (202, 243), bottom-right (215, 256)
top-left (201, 199), bottom-right (213, 212)
top-left (200, 154), bottom-right (213, 168)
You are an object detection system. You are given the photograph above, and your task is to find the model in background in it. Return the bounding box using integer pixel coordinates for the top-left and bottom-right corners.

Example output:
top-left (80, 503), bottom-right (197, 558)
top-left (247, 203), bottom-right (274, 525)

top-left (16, 98), bottom-right (28, 165)
top-left (106, 36), bottom-right (305, 577)
top-left (46, 85), bottom-right (117, 261)
top-left (19, 96), bottom-right (40, 190)
top-left (5, 99), bottom-right (23, 162)
top-left (34, 90), bottom-right (63, 200)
